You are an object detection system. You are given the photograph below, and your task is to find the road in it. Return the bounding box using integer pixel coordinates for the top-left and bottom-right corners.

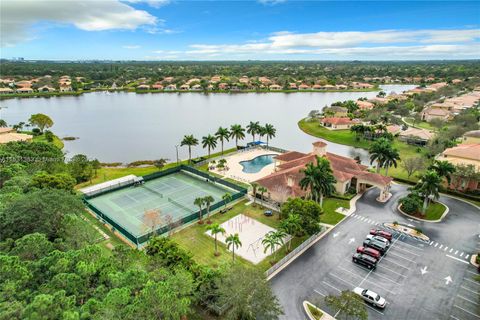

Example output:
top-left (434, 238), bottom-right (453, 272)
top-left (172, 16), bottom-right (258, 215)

top-left (271, 184), bottom-right (480, 320)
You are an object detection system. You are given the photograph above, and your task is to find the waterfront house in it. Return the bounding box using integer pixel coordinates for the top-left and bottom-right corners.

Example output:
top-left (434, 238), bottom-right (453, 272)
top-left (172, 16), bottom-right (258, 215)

top-left (269, 84), bottom-right (282, 91)
top-left (180, 84), bottom-right (190, 91)
top-left (0, 88), bottom-right (14, 94)
top-left (298, 84), bottom-right (311, 90)
top-left (320, 117), bottom-right (359, 130)
top-left (137, 84), bottom-right (150, 90)
top-left (351, 82), bottom-right (374, 89)
top-left (356, 100), bottom-right (374, 110)
top-left (239, 76), bottom-right (250, 84)
top-left (151, 82), bottom-right (164, 90)
top-left (38, 85), bottom-right (56, 92)
top-left (323, 106), bottom-right (348, 118)
top-left (218, 83), bottom-right (229, 90)
top-left (289, 83), bottom-right (298, 90)
top-left (16, 87), bottom-right (33, 93)
top-left (255, 141), bottom-right (392, 203)
top-left (191, 84), bottom-right (202, 91)
top-left (210, 76), bottom-right (221, 83)
top-left (165, 84), bottom-right (177, 91)
top-left (398, 127), bottom-right (434, 146)
top-left (59, 83), bottom-right (72, 92)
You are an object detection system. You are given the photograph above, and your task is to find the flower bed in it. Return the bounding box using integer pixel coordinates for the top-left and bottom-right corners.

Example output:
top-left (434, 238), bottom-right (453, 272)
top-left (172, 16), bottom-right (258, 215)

top-left (384, 222), bottom-right (430, 242)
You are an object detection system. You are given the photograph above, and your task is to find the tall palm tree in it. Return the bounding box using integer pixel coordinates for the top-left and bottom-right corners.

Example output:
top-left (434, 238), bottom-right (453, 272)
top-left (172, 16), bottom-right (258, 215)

top-left (194, 197), bottom-right (205, 223)
top-left (429, 160), bottom-right (456, 184)
top-left (222, 192), bottom-right (232, 210)
top-left (181, 134), bottom-right (199, 164)
top-left (369, 138), bottom-right (391, 173)
top-left (314, 157), bottom-right (337, 208)
top-left (206, 223), bottom-right (225, 256)
top-left (229, 124), bottom-right (245, 148)
top-left (258, 186), bottom-right (267, 203)
top-left (246, 121), bottom-right (261, 142)
top-left (279, 214), bottom-right (302, 252)
top-left (215, 127), bottom-right (230, 155)
top-left (0, 119), bottom-right (7, 127)
top-left (262, 230), bottom-right (285, 261)
top-left (263, 123), bottom-right (276, 146)
top-left (251, 182), bottom-right (259, 206)
top-left (203, 195), bottom-right (215, 223)
top-left (417, 170), bottom-right (442, 215)
top-left (299, 162), bottom-right (318, 201)
top-left (202, 134), bottom-right (217, 158)
top-left (382, 147), bottom-right (401, 176)
top-left (226, 233), bottom-right (242, 262)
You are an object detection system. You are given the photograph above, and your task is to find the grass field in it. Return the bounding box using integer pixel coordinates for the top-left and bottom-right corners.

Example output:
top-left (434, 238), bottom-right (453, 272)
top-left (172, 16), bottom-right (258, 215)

top-left (31, 132), bottom-right (65, 149)
top-left (321, 198), bottom-right (349, 225)
top-left (423, 202), bottom-right (447, 220)
top-left (404, 117), bottom-right (436, 131)
top-left (298, 118), bottom-right (427, 183)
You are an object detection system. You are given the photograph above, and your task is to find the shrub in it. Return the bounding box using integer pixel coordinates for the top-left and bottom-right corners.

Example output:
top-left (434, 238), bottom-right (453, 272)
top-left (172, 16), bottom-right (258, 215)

top-left (393, 221), bottom-right (398, 226)
top-left (400, 195), bottom-right (421, 214)
top-left (414, 227), bottom-right (423, 234)
top-left (32, 128), bottom-right (41, 136)
top-left (476, 254), bottom-right (480, 265)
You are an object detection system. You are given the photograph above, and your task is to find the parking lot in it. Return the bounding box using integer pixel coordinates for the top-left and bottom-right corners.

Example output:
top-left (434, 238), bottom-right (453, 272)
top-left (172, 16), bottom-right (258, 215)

top-left (271, 185), bottom-right (480, 320)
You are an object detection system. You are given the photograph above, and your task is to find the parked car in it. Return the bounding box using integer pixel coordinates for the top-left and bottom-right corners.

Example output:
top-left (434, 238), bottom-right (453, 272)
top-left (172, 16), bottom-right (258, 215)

top-left (353, 287), bottom-right (387, 309)
top-left (356, 246), bottom-right (381, 259)
top-left (366, 234), bottom-right (391, 247)
top-left (363, 238), bottom-right (388, 255)
top-left (370, 229), bottom-right (393, 241)
top-left (264, 210), bottom-right (273, 217)
top-left (352, 253), bottom-right (377, 269)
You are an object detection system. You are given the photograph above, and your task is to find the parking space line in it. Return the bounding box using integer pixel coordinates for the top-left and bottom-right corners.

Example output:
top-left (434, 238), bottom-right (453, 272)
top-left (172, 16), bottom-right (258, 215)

top-left (461, 286), bottom-right (480, 295)
top-left (388, 251), bottom-right (416, 263)
top-left (444, 246), bottom-right (449, 251)
top-left (455, 250), bottom-right (458, 255)
top-left (450, 248), bottom-right (454, 253)
top-left (364, 303), bottom-right (385, 315)
top-left (466, 270), bottom-right (478, 276)
top-left (440, 245), bottom-right (444, 249)
top-left (460, 252), bottom-right (464, 257)
top-left (322, 281), bottom-right (341, 293)
top-left (429, 241), bottom-right (434, 245)
top-left (395, 240), bottom-right (424, 251)
top-left (368, 269), bottom-right (403, 285)
top-left (377, 264), bottom-right (408, 278)
top-left (453, 305), bottom-right (480, 319)
top-left (465, 254), bottom-right (470, 259)
top-left (457, 295), bottom-right (479, 306)
top-left (446, 255), bottom-right (470, 265)
top-left (435, 243), bottom-right (439, 247)
top-left (449, 315), bottom-right (461, 320)
top-left (338, 266), bottom-right (368, 277)
top-left (330, 272), bottom-right (358, 288)
top-left (392, 246), bottom-right (420, 257)
top-left (314, 289), bottom-right (326, 297)
top-left (464, 278), bottom-right (480, 286)
top-left (381, 257), bottom-right (411, 270)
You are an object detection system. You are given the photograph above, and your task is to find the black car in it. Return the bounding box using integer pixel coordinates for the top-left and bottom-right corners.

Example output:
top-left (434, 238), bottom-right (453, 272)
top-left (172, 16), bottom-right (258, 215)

top-left (363, 238), bottom-right (388, 255)
top-left (352, 253), bottom-right (377, 269)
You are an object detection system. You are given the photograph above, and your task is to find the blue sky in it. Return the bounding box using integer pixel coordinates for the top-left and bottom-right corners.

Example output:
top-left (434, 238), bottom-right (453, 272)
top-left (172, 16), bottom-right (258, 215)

top-left (1, 0), bottom-right (479, 60)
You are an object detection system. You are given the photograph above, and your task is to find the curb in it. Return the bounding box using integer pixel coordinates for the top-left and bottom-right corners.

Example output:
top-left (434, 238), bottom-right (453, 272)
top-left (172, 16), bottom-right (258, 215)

top-left (303, 301), bottom-right (336, 320)
top-left (397, 202), bottom-right (449, 223)
top-left (382, 223), bottom-right (430, 243)
top-left (471, 254), bottom-right (479, 267)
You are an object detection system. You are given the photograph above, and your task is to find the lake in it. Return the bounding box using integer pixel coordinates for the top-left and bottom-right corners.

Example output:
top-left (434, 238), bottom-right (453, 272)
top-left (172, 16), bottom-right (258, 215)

top-left (2, 84), bottom-right (415, 164)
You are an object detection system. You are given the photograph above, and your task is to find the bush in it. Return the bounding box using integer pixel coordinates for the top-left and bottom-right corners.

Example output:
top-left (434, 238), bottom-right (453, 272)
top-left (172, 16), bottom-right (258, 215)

top-left (414, 227), bottom-right (423, 234)
top-left (31, 128), bottom-right (41, 136)
top-left (476, 254), bottom-right (480, 265)
top-left (400, 195), bottom-right (422, 214)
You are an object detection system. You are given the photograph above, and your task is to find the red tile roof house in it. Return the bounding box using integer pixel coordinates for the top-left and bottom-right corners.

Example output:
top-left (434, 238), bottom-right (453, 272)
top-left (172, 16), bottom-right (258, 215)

top-left (356, 100), bottom-right (374, 110)
top-left (269, 84), bottom-right (282, 91)
top-left (151, 82), bottom-right (164, 90)
top-left (320, 117), bottom-right (359, 130)
top-left (255, 141), bottom-right (392, 204)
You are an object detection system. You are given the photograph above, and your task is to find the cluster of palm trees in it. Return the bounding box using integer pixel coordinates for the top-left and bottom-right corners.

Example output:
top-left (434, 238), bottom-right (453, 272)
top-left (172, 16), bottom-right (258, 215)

top-left (369, 137), bottom-right (401, 176)
top-left (193, 195), bottom-right (215, 224)
top-left (350, 123), bottom-right (393, 141)
top-left (180, 122), bottom-right (277, 163)
top-left (299, 156), bottom-right (337, 208)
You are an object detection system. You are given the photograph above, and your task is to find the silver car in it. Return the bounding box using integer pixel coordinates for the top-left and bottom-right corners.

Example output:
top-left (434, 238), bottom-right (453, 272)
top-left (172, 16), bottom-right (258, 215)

top-left (353, 287), bottom-right (387, 309)
top-left (366, 234), bottom-right (390, 247)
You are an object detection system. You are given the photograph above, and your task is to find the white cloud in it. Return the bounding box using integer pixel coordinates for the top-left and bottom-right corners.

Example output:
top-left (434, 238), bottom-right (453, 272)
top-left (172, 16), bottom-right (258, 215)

top-left (183, 29), bottom-right (480, 60)
top-left (123, 45), bottom-right (141, 49)
top-left (124, 0), bottom-right (170, 8)
top-left (1, 0), bottom-right (158, 47)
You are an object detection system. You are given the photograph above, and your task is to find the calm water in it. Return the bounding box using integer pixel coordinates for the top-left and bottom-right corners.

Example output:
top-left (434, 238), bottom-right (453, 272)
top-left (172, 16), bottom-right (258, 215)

top-left (2, 85), bottom-right (414, 163)
top-left (240, 154), bottom-right (276, 173)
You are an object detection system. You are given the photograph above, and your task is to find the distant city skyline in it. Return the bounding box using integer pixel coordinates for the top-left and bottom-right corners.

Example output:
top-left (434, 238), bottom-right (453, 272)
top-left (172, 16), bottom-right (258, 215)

top-left (1, 0), bottom-right (479, 61)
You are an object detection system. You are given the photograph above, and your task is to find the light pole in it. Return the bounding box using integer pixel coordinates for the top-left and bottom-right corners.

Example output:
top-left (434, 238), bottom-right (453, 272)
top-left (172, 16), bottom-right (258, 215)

top-left (175, 145), bottom-right (179, 164)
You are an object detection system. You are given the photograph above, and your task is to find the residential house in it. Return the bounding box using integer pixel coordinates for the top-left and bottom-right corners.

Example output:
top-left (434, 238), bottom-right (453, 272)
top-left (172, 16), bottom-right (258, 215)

top-left (239, 76), bottom-right (250, 84)
top-left (16, 87), bottom-right (33, 93)
top-left (462, 130), bottom-right (480, 144)
top-left (15, 80), bottom-right (32, 88)
top-left (165, 84), bottom-right (177, 91)
top-left (255, 141), bottom-right (392, 203)
top-left (0, 127), bottom-right (33, 144)
top-left (356, 100), bottom-right (374, 110)
top-left (421, 107), bottom-right (451, 122)
top-left (269, 84), bottom-right (282, 91)
top-left (351, 82), bottom-right (374, 89)
top-left (437, 143), bottom-right (480, 191)
top-left (323, 106), bottom-right (348, 118)
top-left (218, 83), bottom-right (229, 90)
top-left (0, 88), bottom-right (14, 94)
top-left (179, 84), bottom-right (190, 91)
top-left (336, 84), bottom-right (348, 90)
top-left (289, 83), bottom-right (298, 90)
top-left (163, 77), bottom-right (174, 83)
top-left (191, 84), bottom-right (202, 91)
top-left (298, 84), bottom-right (311, 90)
top-left (451, 79), bottom-right (463, 84)
top-left (186, 78), bottom-right (201, 85)
top-left (398, 127), bottom-right (434, 146)
top-left (320, 117), bottom-right (359, 130)
top-left (258, 77), bottom-right (272, 85)
top-left (151, 82), bottom-right (164, 90)
top-left (38, 85), bottom-right (56, 92)
top-left (136, 84), bottom-right (150, 90)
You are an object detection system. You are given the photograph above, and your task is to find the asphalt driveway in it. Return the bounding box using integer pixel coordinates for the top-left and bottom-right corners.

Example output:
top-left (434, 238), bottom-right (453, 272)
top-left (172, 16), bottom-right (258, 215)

top-left (271, 184), bottom-right (480, 320)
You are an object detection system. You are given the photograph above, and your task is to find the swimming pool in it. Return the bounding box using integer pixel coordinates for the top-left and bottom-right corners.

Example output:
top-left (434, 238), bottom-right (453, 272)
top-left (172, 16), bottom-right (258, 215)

top-left (240, 154), bottom-right (275, 173)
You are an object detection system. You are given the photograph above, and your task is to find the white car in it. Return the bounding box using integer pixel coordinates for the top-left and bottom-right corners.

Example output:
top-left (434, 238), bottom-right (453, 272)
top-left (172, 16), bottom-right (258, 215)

top-left (353, 287), bottom-right (387, 309)
top-left (366, 234), bottom-right (390, 247)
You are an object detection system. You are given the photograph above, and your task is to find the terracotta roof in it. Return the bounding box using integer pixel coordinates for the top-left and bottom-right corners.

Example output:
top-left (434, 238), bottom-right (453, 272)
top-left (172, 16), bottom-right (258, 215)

top-left (321, 117), bottom-right (357, 125)
top-left (425, 108), bottom-right (450, 116)
top-left (274, 151), bottom-right (307, 162)
top-left (442, 144), bottom-right (480, 161)
top-left (399, 128), bottom-right (434, 140)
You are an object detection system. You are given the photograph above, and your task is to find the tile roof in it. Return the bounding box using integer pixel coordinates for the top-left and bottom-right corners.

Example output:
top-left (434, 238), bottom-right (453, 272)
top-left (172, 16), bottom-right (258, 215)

top-left (442, 144), bottom-right (480, 161)
top-left (274, 151), bottom-right (307, 162)
top-left (321, 117), bottom-right (357, 125)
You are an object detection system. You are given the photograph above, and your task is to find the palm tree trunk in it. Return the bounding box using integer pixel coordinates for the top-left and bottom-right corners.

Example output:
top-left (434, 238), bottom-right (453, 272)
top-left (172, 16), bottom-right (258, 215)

top-left (214, 235), bottom-right (218, 254)
top-left (221, 140), bottom-right (224, 155)
top-left (267, 136), bottom-right (269, 147)
top-left (376, 162), bottom-right (381, 173)
top-left (235, 137), bottom-right (238, 148)
top-left (385, 165), bottom-right (389, 176)
top-left (232, 247), bottom-right (235, 262)
top-left (208, 146), bottom-right (211, 158)
top-left (422, 197), bottom-right (428, 215)
top-left (320, 193), bottom-right (324, 208)
top-left (188, 146), bottom-right (192, 163)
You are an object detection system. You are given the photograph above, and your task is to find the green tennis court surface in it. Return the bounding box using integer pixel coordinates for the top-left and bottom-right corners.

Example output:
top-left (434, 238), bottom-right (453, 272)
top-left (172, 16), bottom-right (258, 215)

top-left (87, 171), bottom-right (233, 238)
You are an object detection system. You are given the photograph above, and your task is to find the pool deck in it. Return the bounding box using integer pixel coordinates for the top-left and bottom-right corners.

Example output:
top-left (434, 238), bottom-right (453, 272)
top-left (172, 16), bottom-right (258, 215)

top-left (210, 148), bottom-right (280, 183)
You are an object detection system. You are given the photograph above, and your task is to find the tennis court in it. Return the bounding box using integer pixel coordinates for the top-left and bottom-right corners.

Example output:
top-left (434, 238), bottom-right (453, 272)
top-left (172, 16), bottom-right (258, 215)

top-left (86, 170), bottom-right (235, 243)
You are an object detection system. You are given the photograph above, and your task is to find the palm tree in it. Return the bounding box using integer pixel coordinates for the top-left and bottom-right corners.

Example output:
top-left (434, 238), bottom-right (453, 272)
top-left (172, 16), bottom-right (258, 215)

top-left (226, 233), bottom-right (242, 262)
top-left (263, 123), bottom-right (276, 146)
top-left (246, 121), bottom-right (261, 142)
top-left (194, 197), bottom-right (205, 223)
top-left (258, 186), bottom-right (267, 204)
top-left (181, 134), bottom-right (199, 164)
top-left (382, 147), bottom-right (401, 176)
top-left (202, 134), bottom-right (217, 158)
top-left (203, 195), bottom-right (215, 223)
top-left (206, 223), bottom-right (225, 256)
top-left (229, 124), bottom-right (245, 148)
top-left (0, 119), bottom-right (7, 127)
top-left (369, 138), bottom-right (391, 173)
top-left (279, 214), bottom-right (301, 251)
top-left (215, 127), bottom-right (230, 155)
top-left (417, 170), bottom-right (442, 215)
top-left (429, 160), bottom-right (456, 184)
top-left (314, 157), bottom-right (337, 208)
top-left (262, 230), bottom-right (285, 261)
top-left (251, 182), bottom-right (259, 206)
top-left (299, 162), bottom-right (317, 201)
top-left (222, 192), bottom-right (232, 210)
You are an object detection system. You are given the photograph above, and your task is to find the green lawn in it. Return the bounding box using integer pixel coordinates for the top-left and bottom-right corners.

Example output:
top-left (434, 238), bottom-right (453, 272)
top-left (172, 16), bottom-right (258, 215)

top-left (298, 118), bottom-right (426, 183)
top-left (31, 132), bottom-right (64, 149)
top-left (404, 117), bottom-right (436, 131)
top-left (321, 198), bottom-right (349, 225)
top-left (423, 202), bottom-right (447, 220)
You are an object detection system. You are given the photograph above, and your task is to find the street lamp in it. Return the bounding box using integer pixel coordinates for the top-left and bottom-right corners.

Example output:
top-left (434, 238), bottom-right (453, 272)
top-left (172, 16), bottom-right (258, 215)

top-left (175, 145), bottom-right (179, 164)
